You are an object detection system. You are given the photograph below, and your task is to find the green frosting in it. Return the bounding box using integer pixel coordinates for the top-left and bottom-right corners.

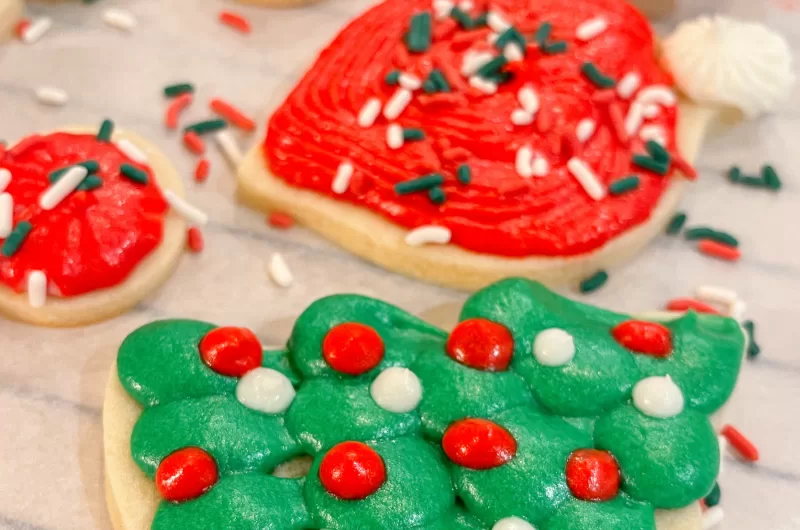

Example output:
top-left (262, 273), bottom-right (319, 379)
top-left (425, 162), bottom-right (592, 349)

top-left (117, 279), bottom-right (745, 530)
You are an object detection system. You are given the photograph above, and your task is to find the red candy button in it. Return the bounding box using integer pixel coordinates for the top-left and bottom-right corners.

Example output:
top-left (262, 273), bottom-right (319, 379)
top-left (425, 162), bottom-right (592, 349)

top-left (156, 447), bottom-right (219, 503)
top-left (442, 418), bottom-right (517, 470)
top-left (446, 318), bottom-right (515, 371)
top-left (612, 320), bottom-right (672, 357)
top-left (199, 326), bottom-right (263, 377)
top-left (319, 441), bottom-right (386, 500)
top-left (565, 449), bottom-right (620, 502)
top-left (322, 323), bottom-right (385, 375)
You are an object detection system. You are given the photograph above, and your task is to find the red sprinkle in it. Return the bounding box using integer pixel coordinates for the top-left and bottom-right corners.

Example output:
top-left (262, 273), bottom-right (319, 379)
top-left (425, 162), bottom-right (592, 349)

top-left (156, 447), bottom-right (218, 503)
top-left (591, 89), bottom-right (616, 104)
top-left (608, 103), bottom-right (630, 144)
top-left (665, 298), bottom-right (721, 315)
top-left (566, 449), bottom-right (621, 501)
top-left (612, 320), bottom-right (672, 357)
top-left (319, 441), bottom-right (386, 500)
top-left (442, 418), bottom-right (517, 470)
top-left (721, 425), bottom-right (759, 462)
top-left (698, 239), bottom-right (741, 262)
top-left (446, 318), bottom-right (515, 372)
top-left (183, 131), bottom-right (206, 155)
top-left (166, 93), bottom-right (193, 130)
top-left (322, 323), bottom-right (385, 375)
top-left (219, 11), bottom-right (252, 34)
top-left (672, 155), bottom-right (698, 181)
top-left (15, 19), bottom-right (31, 40)
top-left (187, 227), bottom-right (204, 253)
top-left (194, 159), bottom-right (210, 183)
top-left (268, 211), bottom-right (295, 229)
top-left (199, 326), bottom-right (263, 377)
top-left (210, 98), bottom-right (256, 132)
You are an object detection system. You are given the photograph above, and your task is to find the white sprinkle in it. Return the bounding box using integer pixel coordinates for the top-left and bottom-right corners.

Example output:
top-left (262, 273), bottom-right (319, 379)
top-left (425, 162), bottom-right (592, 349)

top-left (469, 76), bottom-right (497, 95)
top-left (0, 193), bottom-right (12, 239)
top-left (515, 145), bottom-right (534, 178)
top-left (533, 328), bottom-right (575, 366)
top-left (357, 98), bottom-right (382, 128)
top-left (268, 252), bottom-right (293, 288)
top-left (492, 516), bottom-right (536, 530)
top-left (386, 124), bottom-right (404, 150)
top-left (695, 285), bottom-right (738, 307)
top-left (636, 85), bottom-right (677, 107)
top-left (702, 507), bottom-right (724, 529)
top-left (633, 376), bottom-right (684, 418)
top-left (718, 435), bottom-right (729, 475)
top-left (531, 154), bottom-right (550, 177)
top-left (405, 225), bottom-right (451, 247)
top-left (433, 0), bottom-right (455, 19)
top-left (517, 84), bottom-right (539, 114)
top-left (503, 42), bottom-right (524, 62)
top-left (102, 8), bottom-right (137, 32)
top-left (576, 118), bottom-right (597, 143)
top-left (617, 72), bottom-right (642, 99)
top-left (576, 17), bottom-right (608, 41)
top-left (35, 86), bottom-right (68, 107)
top-left (487, 32), bottom-right (499, 45)
top-left (332, 162), bottom-right (354, 194)
top-left (510, 109), bottom-right (534, 126)
top-left (458, 0), bottom-right (473, 10)
top-left (640, 125), bottom-right (666, 144)
top-left (461, 50), bottom-right (494, 76)
top-left (236, 367), bottom-right (295, 414)
top-left (115, 139), bottom-right (148, 164)
top-left (27, 271), bottom-right (47, 308)
top-left (22, 17), bottom-right (53, 45)
top-left (624, 102), bottom-right (645, 136)
top-left (0, 168), bottom-right (11, 193)
top-left (39, 166), bottom-right (88, 210)
top-left (370, 367), bottom-right (423, 413)
top-left (487, 11), bottom-right (510, 33)
top-left (163, 190), bottom-right (208, 226)
top-left (730, 300), bottom-right (747, 321)
top-left (567, 157), bottom-right (606, 200)
top-left (214, 130), bottom-right (243, 168)
top-left (383, 88), bottom-right (413, 120)
top-left (399, 73), bottom-right (422, 91)
top-left (643, 104), bottom-right (661, 119)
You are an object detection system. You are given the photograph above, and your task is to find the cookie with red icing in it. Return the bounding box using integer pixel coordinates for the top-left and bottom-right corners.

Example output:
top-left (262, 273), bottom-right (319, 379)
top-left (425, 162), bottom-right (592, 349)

top-left (0, 122), bottom-right (190, 326)
top-left (238, 0), bottom-right (707, 290)
top-left (0, 0), bottom-right (24, 40)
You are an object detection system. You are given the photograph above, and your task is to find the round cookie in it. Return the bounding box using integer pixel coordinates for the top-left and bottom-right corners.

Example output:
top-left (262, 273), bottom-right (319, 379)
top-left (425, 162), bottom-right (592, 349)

top-left (0, 125), bottom-right (187, 326)
top-left (0, 0), bottom-right (24, 40)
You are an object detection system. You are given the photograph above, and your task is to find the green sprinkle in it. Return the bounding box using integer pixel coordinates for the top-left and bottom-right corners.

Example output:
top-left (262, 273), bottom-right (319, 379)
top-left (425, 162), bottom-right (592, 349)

top-left (1, 220), bottom-right (33, 257)
top-left (405, 12), bottom-right (432, 53)
top-left (428, 186), bottom-right (446, 205)
top-left (450, 7), bottom-right (473, 29)
top-left (423, 79), bottom-right (438, 94)
top-left (646, 140), bottom-right (671, 164)
top-left (403, 128), bottom-right (425, 141)
top-left (473, 12), bottom-right (488, 27)
top-left (704, 483), bottom-right (721, 508)
top-left (49, 160), bottom-right (100, 182)
top-left (120, 163), bottom-right (149, 184)
top-left (476, 55), bottom-right (508, 79)
top-left (79, 175), bottom-right (104, 191)
top-left (457, 164), bottom-right (471, 185)
top-left (429, 69), bottom-right (451, 92)
top-left (542, 40), bottom-right (567, 54)
top-left (534, 21), bottom-right (552, 45)
top-left (395, 173), bottom-right (444, 195)
top-left (727, 166), bottom-right (741, 182)
top-left (495, 27), bottom-right (526, 51)
top-left (684, 227), bottom-right (739, 247)
top-left (581, 62), bottom-right (616, 89)
top-left (743, 320), bottom-right (760, 359)
top-left (163, 83), bottom-right (194, 98)
top-left (738, 175), bottom-right (769, 188)
top-left (97, 119), bottom-right (114, 142)
top-left (666, 212), bottom-right (687, 235)
top-left (185, 119), bottom-right (228, 135)
top-left (632, 154), bottom-right (669, 175)
top-left (762, 165), bottom-right (782, 190)
top-left (579, 270), bottom-right (608, 293)
top-left (609, 175), bottom-right (640, 195)
top-left (385, 70), bottom-right (401, 85)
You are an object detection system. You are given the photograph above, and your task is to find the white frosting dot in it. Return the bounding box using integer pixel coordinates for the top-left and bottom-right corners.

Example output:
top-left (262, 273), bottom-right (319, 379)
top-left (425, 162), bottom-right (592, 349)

top-left (633, 376), bottom-right (685, 418)
top-left (492, 517), bottom-right (537, 530)
top-left (236, 368), bottom-right (296, 414)
top-left (533, 328), bottom-right (575, 366)
top-left (370, 367), bottom-right (423, 413)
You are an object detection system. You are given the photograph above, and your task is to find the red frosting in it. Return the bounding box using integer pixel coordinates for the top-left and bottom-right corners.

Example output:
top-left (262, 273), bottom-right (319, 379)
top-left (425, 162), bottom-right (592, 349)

top-left (447, 318), bottom-right (515, 371)
top-left (0, 133), bottom-right (167, 296)
top-left (264, 0), bottom-right (682, 257)
top-left (156, 447), bottom-right (219, 503)
top-left (442, 418), bottom-right (517, 469)
top-left (323, 322), bottom-right (385, 375)
top-left (612, 320), bottom-right (672, 357)
top-left (319, 441), bottom-right (387, 500)
top-left (565, 448), bottom-right (620, 501)
top-left (200, 327), bottom-right (263, 377)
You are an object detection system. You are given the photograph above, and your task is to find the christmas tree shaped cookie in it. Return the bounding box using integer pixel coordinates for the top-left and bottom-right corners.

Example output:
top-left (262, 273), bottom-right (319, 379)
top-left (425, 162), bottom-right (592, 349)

top-left (104, 279), bottom-right (746, 530)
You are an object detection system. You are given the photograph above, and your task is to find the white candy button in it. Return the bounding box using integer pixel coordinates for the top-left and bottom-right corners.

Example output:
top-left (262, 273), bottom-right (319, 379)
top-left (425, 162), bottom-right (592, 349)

top-left (493, 517), bottom-right (537, 530)
top-left (633, 376), bottom-right (684, 418)
top-left (533, 328), bottom-right (575, 366)
top-left (370, 367), bottom-right (423, 413)
top-left (236, 368), bottom-right (295, 414)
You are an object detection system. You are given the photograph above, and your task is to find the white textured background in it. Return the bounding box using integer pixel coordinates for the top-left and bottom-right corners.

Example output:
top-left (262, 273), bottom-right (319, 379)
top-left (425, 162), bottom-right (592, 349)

top-left (0, 0), bottom-right (798, 529)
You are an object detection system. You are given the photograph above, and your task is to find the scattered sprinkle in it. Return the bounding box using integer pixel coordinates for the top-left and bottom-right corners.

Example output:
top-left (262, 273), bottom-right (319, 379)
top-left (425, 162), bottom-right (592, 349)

top-left (387, 124), bottom-right (404, 150)
top-left (762, 165), bottom-right (782, 190)
top-left (576, 17), bottom-right (608, 41)
top-left (486, 11), bottom-right (510, 33)
top-left (743, 320), bottom-right (760, 359)
top-left (695, 285), bottom-right (738, 307)
top-left (684, 227), bottom-right (738, 247)
top-left (385, 70), bottom-right (401, 85)
top-left (698, 240), bottom-right (741, 262)
top-left (209, 99), bottom-right (256, 132)
top-left (0, 193), bottom-right (12, 238)
top-left (704, 483), bottom-right (721, 508)
top-left (163, 83), bottom-right (194, 98)
top-left (428, 186), bottom-right (446, 205)
top-left (450, 6), bottom-right (473, 29)
top-left (405, 225), bottom-right (451, 246)
top-left (15, 19), bottom-right (31, 40)
top-left (617, 72), bottom-right (641, 99)
top-left (632, 154), bottom-right (668, 175)
top-left (665, 298), bottom-right (721, 314)
top-left (396, 174), bottom-right (444, 195)
top-left (383, 88), bottom-right (413, 120)
top-left (636, 85), bottom-right (677, 107)
top-left (166, 93), bottom-right (193, 129)
top-left (609, 175), bottom-right (640, 195)
top-left (97, 119), bottom-right (115, 142)
top-left (214, 130), bottom-right (243, 168)
top-left (567, 157), bottom-right (606, 200)
top-left (457, 164), bottom-right (471, 184)
top-left (531, 155), bottom-right (549, 177)
top-left (517, 84), bottom-right (539, 114)
top-left (27, 270), bottom-right (47, 308)
top-left (721, 425), bottom-right (759, 462)
top-left (185, 119), bottom-right (227, 135)
top-left (40, 166), bottom-right (89, 210)
top-left (219, 11), bottom-right (252, 34)
top-left (542, 40), bottom-right (567, 54)
top-left (1, 220), bottom-right (33, 257)
top-left (728, 166), bottom-right (741, 182)
top-left (332, 162), bottom-right (354, 194)
top-left (269, 252), bottom-right (294, 288)
top-left (645, 140), bottom-right (671, 164)
top-left (187, 227), bottom-right (204, 253)
top-left (22, 17), bottom-right (53, 45)
top-left (399, 73), bottom-right (422, 91)
top-left (405, 12), bottom-right (432, 53)
top-left (624, 103), bottom-right (645, 136)
top-left (183, 131), bottom-right (206, 155)
top-left (575, 118), bottom-right (597, 143)
top-left (608, 103), bottom-right (629, 143)
top-left (581, 62), bottom-right (616, 89)
top-left (426, 69), bottom-right (451, 93)
top-left (469, 76), bottom-right (498, 95)
top-left (640, 125), bottom-right (666, 145)
top-left (461, 50), bottom-right (494, 76)
top-left (102, 8), bottom-right (137, 32)
top-left (194, 159), bottom-right (210, 183)
top-left (120, 163), bottom-right (149, 185)
top-left (515, 145), bottom-right (534, 178)
top-left (116, 139), bottom-right (148, 164)
top-left (533, 21), bottom-right (552, 45)
top-left (358, 98), bottom-right (382, 128)
top-left (579, 270), bottom-right (608, 293)
top-left (666, 212), bottom-right (687, 235)
top-left (35, 86), bottom-right (68, 107)
top-left (511, 108), bottom-right (534, 126)
top-left (164, 190), bottom-right (209, 226)
top-left (268, 212), bottom-right (295, 230)
top-left (403, 128), bottom-right (425, 142)
top-left (0, 168), bottom-right (9, 193)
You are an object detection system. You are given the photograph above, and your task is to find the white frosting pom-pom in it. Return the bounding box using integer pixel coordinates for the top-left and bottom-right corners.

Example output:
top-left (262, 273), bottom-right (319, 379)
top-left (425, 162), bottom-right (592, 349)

top-left (492, 517), bottom-right (537, 530)
top-left (633, 376), bottom-right (684, 418)
top-left (533, 328), bottom-right (575, 367)
top-left (370, 367), bottom-right (423, 413)
top-left (662, 16), bottom-right (794, 118)
top-left (236, 368), bottom-right (296, 414)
